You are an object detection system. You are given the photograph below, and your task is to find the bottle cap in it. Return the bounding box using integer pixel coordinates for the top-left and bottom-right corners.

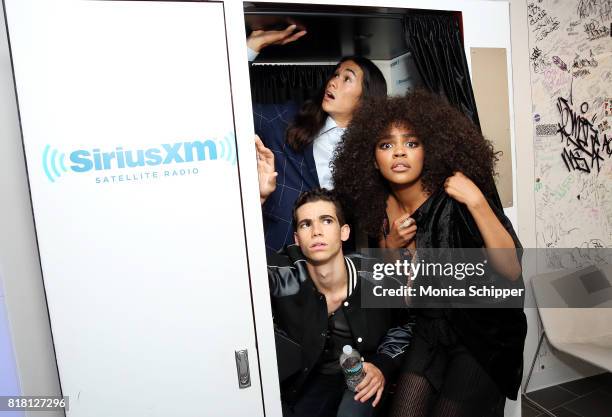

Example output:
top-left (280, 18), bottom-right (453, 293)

top-left (342, 345), bottom-right (353, 355)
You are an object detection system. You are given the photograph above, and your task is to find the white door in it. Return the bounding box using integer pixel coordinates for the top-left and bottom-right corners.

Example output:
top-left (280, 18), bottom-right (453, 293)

top-left (3, 1), bottom-right (266, 416)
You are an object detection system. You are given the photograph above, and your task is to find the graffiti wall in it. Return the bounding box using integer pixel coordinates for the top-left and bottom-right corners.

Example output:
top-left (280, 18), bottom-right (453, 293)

top-left (528, 0), bottom-right (612, 250)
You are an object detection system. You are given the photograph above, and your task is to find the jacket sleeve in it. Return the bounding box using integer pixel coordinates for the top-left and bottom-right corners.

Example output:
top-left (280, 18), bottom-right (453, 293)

top-left (266, 251), bottom-right (303, 297)
top-left (252, 102), bottom-right (271, 141)
top-left (369, 311), bottom-right (416, 380)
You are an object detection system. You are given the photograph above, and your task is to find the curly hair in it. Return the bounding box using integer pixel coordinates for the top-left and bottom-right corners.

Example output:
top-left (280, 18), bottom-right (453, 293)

top-left (331, 88), bottom-right (499, 237)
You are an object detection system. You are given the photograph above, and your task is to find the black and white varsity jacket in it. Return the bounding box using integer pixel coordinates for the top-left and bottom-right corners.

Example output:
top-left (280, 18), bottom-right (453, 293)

top-left (267, 246), bottom-right (415, 404)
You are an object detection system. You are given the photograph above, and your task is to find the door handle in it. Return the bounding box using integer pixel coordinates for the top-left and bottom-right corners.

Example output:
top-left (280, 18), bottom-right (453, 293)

top-left (235, 349), bottom-right (251, 389)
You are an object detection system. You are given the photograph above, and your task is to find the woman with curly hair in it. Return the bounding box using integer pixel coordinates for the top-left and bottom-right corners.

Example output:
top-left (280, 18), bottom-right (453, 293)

top-left (332, 89), bottom-right (527, 417)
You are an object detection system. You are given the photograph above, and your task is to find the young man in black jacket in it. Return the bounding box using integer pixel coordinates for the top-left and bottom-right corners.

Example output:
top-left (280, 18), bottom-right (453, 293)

top-left (265, 188), bottom-right (414, 417)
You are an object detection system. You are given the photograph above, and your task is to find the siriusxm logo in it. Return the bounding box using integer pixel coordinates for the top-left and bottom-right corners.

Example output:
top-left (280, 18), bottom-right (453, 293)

top-left (42, 134), bottom-right (236, 183)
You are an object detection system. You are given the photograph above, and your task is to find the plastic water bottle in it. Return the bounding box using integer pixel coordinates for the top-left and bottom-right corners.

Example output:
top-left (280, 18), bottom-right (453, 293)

top-left (340, 345), bottom-right (365, 391)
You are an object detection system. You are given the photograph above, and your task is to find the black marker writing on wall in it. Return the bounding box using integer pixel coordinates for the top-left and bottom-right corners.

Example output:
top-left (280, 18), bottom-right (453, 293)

top-left (557, 89), bottom-right (612, 174)
top-left (578, 0), bottom-right (612, 22)
top-left (578, 0), bottom-right (599, 19)
top-left (572, 50), bottom-right (598, 69)
top-left (584, 19), bottom-right (610, 40)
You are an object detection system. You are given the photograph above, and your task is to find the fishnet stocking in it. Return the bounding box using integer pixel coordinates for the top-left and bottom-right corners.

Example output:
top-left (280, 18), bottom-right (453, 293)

top-left (429, 396), bottom-right (463, 417)
top-left (389, 373), bottom-right (434, 417)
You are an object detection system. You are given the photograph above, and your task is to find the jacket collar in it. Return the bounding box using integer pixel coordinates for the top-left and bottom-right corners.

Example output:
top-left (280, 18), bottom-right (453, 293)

top-left (303, 142), bottom-right (320, 188)
top-left (285, 245), bottom-right (358, 297)
top-left (301, 117), bottom-right (341, 188)
top-left (345, 256), bottom-right (358, 297)
top-left (299, 255), bottom-right (358, 299)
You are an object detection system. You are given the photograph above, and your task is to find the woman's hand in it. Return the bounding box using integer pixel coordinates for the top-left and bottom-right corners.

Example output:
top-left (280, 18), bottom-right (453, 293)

top-left (354, 362), bottom-right (385, 406)
top-left (445, 172), bottom-right (521, 281)
top-left (255, 135), bottom-right (277, 204)
top-left (385, 215), bottom-right (417, 249)
top-left (247, 25), bottom-right (307, 53)
top-left (444, 171), bottom-right (486, 209)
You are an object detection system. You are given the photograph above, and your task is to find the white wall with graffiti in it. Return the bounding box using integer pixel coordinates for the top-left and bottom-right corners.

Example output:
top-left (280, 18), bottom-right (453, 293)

top-left (522, 0), bottom-right (612, 391)
top-left (527, 0), bottom-right (612, 250)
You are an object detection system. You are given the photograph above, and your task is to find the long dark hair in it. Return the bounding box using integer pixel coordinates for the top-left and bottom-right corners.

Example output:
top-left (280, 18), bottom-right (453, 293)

top-left (286, 56), bottom-right (387, 151)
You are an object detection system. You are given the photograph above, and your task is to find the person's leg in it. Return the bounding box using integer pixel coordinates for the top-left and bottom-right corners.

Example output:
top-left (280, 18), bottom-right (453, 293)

top-left (388, 372), bottom-right (435, 417)
top-left (283, 373), bottom-right (345, 417)
top-left (336, 388), bottom-right (376, 417)
top-left (430, 390), bottom-right (505, 417)
top-left (430, 350), bottom-right (505, 417)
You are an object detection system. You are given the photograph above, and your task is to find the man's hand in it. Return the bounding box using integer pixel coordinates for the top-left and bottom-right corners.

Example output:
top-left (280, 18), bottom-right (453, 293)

top-left (354, 362), bottom-right (385, 407)
top-left (247, 24), bottom-right (307, 53)
top-left (255, 135), bottom-right (277, 204)
top-left (385, 215), bottom-right (417, 249)
top-left (444, 171), bottom-right (486, 210)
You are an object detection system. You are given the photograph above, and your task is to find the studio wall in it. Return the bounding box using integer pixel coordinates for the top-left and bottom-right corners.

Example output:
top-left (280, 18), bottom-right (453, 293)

top-left (522, 0), bottom-right (612, 390)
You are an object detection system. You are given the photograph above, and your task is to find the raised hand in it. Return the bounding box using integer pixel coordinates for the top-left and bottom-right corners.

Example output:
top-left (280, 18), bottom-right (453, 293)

top-left (255, 135), bottom-right (277, 204)
top-left (247, 24), bottom-right (307, 53)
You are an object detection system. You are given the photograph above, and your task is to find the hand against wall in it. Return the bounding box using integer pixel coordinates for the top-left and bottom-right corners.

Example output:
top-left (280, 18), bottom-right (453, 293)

top-left (247, 24), bottom-right (307, 53)
top-left (255, 135), bottom-right (277, 204)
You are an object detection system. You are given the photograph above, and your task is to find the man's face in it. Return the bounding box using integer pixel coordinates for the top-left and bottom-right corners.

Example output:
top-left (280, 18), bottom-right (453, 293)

top-left (294, 201), bottom-right (350, 264)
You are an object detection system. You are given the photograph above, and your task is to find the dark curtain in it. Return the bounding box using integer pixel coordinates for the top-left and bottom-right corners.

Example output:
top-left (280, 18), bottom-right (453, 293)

top-left (404, 12), bottom-right (481, 129)
top-left (249, 64), bottom-right (335, 105)
top-left (405, 13), bottom-right (507, 210)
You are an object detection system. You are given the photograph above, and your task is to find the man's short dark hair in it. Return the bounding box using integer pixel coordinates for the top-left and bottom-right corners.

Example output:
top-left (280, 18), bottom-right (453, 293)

top-left (292, 188), bottom-right (346, 231)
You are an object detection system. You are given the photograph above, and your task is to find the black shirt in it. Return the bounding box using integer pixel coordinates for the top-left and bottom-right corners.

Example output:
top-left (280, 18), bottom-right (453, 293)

top-left (378, 189), bottom-right (527, 400)
top-left (317, 307), bottom-right (353, 375)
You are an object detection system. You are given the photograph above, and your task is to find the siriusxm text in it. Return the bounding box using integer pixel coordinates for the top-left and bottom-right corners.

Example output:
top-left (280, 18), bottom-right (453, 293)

top-left (70, 141), bottom-right (217, 172)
